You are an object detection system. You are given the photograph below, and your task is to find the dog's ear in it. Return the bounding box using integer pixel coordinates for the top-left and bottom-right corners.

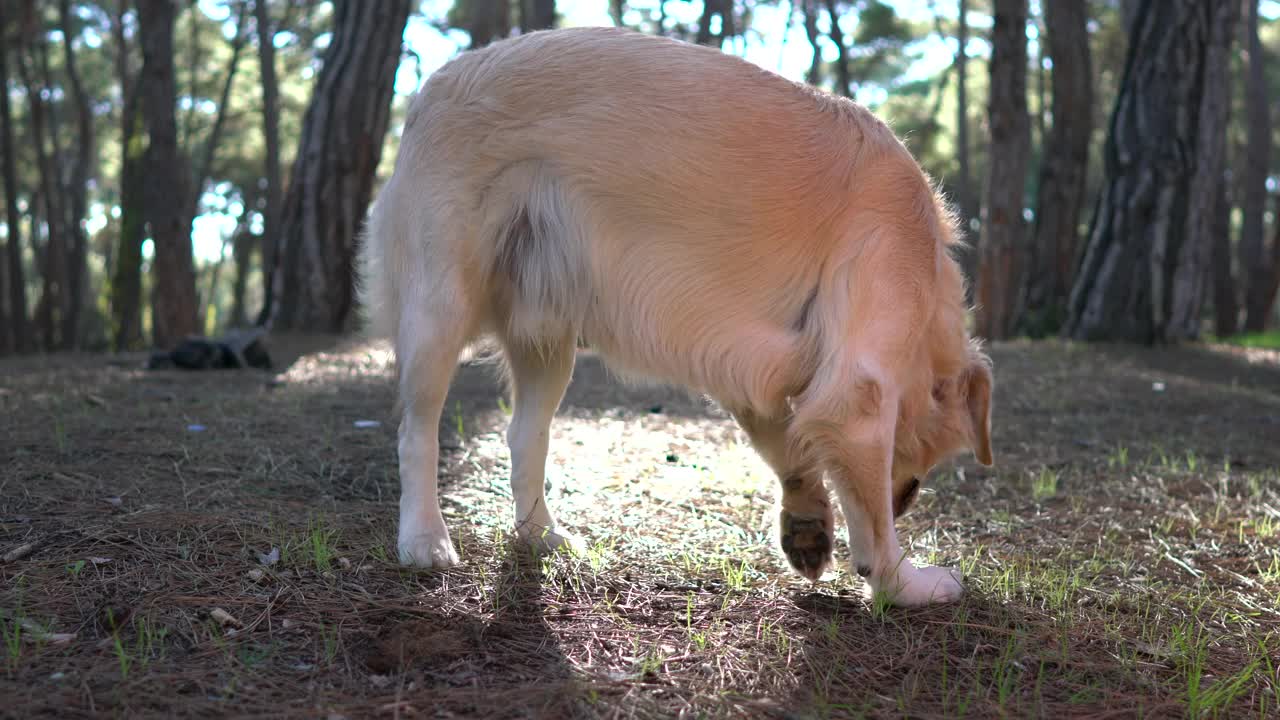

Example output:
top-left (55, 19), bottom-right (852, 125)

top-left (964, 358), bottom-right (994, 466)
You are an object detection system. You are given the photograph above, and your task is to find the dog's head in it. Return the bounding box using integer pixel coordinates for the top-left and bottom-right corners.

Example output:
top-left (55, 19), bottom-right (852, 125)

top-left (891, 350), bottom-right (993, 518)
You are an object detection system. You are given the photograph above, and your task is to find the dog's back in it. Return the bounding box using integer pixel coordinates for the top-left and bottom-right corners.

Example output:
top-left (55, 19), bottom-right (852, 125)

top-left (361, 26), bottom-right (968, 416)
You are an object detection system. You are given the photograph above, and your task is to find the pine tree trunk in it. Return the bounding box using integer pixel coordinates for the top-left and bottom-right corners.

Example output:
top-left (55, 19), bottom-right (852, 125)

top-left (1018, 0), bottom-right (1092, 336)
top-left (802, 0), bottom-right (821, 86)
top-left (955, 0), bottom-right (977, 287)
top-left (59, 0), bottom-right (94, 350)
top-left (138, 0), bottom-right (199, 348)
top-left (1065, 0), bottom-right (1238, 343)
top-left (823, 0), bottom-right (852, 98)
top-left (524, 0), bottom-right (556, 31)
top-left (253, 0), bottom-right (283, 327)
top-left (467, 0), bottom-right (510, 48)
top-left (0, 0), bottom-right (30, 352)
top-left (230, 229), bottom-right (254, 328)
top-left (17, 37), bottom-right (67, 351)
top-left (974, 0), bottom-right (1030, 340)
top-left (110, 0), bottom-right (145, 351)
top-left (266, 0), bottom-right (411, 333)
top-left (1165, 0), bottom-right (1236, 340)
top-left (1211, 178), bottom-right (1237, 337)
top-left (1238, 0), bottom-right (1272, 332)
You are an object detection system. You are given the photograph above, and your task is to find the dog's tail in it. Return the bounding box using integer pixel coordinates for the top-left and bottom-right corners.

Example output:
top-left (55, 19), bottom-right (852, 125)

top-left (354, 184), bottom-right (400, 343)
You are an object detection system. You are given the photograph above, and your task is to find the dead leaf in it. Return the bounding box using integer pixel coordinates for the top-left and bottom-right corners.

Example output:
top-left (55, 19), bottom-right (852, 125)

top-left (210, 608), bottom-right (241, 628)
top-left (3, 542), bottom-right (36, 562)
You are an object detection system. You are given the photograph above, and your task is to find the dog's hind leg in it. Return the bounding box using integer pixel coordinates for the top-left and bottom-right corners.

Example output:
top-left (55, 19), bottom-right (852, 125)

top-left (396, 289), bottom-right (474, 568)
top-left (734, 410), bottom-right (834, 581)
top-left (503, 332), bottom-right (580, 554)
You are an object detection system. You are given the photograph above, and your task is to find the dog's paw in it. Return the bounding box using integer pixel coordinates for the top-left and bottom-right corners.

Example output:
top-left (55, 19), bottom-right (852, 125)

top-left (868, 564), bottom-right (965, 607)
top-left (397, 533), bottom-right (460, 568)
top-left (779, 510), bottom-right (833, 582)
top-left (517, 525), bottom-right (583, 556)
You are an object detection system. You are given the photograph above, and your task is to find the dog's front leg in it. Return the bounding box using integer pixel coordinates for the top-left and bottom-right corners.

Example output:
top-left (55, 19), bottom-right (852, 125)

top-left (828, 399), bottom-right (963, 607)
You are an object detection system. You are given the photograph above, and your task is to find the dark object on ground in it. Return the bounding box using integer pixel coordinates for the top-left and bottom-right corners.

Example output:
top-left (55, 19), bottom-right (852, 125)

top-left (146, 328), bottom-right (273, 371)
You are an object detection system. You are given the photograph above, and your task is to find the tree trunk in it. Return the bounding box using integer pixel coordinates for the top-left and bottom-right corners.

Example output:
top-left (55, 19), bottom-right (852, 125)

top-left (253, 0), bottom-right (283, 327)
top-left (266, 0), bottom-right (411, 333)
top-left (111, 0), bottom-right (146, 350)
top-left (139, 0), bottom-right (199, 348)
top-left (1065, 0), bottom-right (1239, 343)
top-left (230, 230), bottom-right (254, 327)
top-left (58, 0), bottom-right (94, 350)
top-left (1164, 1), bottom-right (1236, 340)
top-left (17, 35), bottom-right (66, 351)
top-left (1018, 0), bottom-right (1092, 336)
top-left (1211, 177), bottom-right (1237, 337)
top-left (823, 0), bottom-right (852, 98)
top-left (467, 0), bottom-right (510, 48)
top-left (974, 0), bottom-right (1030, 340)
top-left (802, 0), bottom-right (821, 86)
top-left (1269, 194), bottom-right (1280, 318)
top-left (695, 0), bottom-right (733, 48)
top-left (0, 0), bottom-right (30, 352)
top-left (1238, 0), bottom-right (1272, 332)
top-left (192, 1), bottom-right (248, 207)
top-left (954, 0), bottom-right (977, 286)
top-left (524, 0), bottom-right (555, 31)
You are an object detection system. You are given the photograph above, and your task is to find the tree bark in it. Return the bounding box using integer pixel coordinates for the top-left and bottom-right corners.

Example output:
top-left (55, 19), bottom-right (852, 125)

top-left (1064, 0), bottom-right (1239, 343)
top-left (58, 0), bottom-right (94, 350)
top-left (0, 0), bottom-right (30, 352)
top-left (253, 0), bottom-right (284, 327)
top-left (823, 0), bottom-right (852, 98)
top-left (266, 0), bottom-right (411, 333)
top-left (954, 0), bottom-right (977, 285)
top-left (1018, 0), bottom-right (1092, 336)
top-left (139, 0), bottom-right (199, 348)
top-left (524, 0), bottom-right (556, 31)
top-left (1165, 1), bottom-right (1236, 340)
top-left (16, 33), bottom-right (67, 351)
top-left (696, 0), bottom-right (733, 48)
top-left (974, 0), bottom-right (1030, 340)
top-left (467, 0), bottom-right (510, 48)
top-left (802, 0), bottom-right (821, 86)
top-left (192, 0), bottom-right (248, 207)
top-left (230, 229), bottom-right (254, 327)
top-left (1238, 0), bottom-right (1272, 332)
top-left (110, 0), bottom-right (146, 350)
top-left (1211, 176), bottom-right (1237, 337)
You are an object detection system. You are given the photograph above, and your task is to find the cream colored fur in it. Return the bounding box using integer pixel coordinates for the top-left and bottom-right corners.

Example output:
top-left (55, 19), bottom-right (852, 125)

top-left (357, 26), bottom-right (995, 608)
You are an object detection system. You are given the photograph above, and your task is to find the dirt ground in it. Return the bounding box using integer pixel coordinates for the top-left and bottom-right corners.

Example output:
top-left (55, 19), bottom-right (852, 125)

top-left (2, 336), bottom-right (1279, 718)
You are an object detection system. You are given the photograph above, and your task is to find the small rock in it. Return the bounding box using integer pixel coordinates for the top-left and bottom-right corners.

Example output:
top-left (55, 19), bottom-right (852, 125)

top-left (258, 547), bottom-right (280, 566)
top-left (246, 568), bottom-right (266, 583)
top-left (353, 420), bottom-right (381, 429)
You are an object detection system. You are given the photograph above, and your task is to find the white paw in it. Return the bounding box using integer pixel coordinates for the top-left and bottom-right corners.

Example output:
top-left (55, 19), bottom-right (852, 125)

top-left (869, 564), bottom-right (965, 607)
top-left (397, 532), bottom-right (460, 568)
top-left (517, 524), bottom-right (583, 556)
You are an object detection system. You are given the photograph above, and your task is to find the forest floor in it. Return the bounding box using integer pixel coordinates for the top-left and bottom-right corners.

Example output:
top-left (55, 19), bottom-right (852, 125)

top-left (2, 336), bottom-right (1280, 719)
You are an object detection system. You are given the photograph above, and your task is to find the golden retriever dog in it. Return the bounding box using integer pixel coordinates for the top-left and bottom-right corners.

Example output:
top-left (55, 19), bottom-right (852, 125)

top-left (358, 26), bottom-right (994, 607)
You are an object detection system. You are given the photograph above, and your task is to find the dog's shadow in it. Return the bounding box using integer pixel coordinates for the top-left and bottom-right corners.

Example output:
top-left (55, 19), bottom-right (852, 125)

top-left (358, 543), bottom-right (578, 715)
top-left (783, 587), bottom-right (1073, 713)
